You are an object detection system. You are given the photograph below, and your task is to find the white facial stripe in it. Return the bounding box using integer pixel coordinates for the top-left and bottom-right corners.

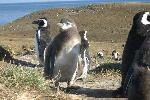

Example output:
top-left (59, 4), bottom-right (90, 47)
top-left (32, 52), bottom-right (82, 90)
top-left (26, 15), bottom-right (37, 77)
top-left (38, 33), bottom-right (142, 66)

top-left (83, 31), bottom-right (88, 40)
top-left (141, 12), bottom-right (150, 25)
top-left (39, 19), bottom-right (47, 27)
top-left (58, 22), bottom-right (73, 30)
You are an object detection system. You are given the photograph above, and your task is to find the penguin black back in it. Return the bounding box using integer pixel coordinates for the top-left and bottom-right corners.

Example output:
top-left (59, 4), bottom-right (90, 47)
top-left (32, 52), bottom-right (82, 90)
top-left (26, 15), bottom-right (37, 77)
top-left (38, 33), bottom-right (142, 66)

top-left (128, 12), bottom-right (150, 100)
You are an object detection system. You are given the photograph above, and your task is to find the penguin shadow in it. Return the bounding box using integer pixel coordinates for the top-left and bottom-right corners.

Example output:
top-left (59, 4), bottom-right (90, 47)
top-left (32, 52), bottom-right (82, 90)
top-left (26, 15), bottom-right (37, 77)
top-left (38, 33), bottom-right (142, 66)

top-left (0, 45), bottom-right (39, 67)
top-left (90, 62), bottom-right (121, 74)
top-left (63, 62), bottom-right (121, 98)
top-left (64, 86), bottom-right (115, 98)
top-left (12, 58), bottom-right (39, 68)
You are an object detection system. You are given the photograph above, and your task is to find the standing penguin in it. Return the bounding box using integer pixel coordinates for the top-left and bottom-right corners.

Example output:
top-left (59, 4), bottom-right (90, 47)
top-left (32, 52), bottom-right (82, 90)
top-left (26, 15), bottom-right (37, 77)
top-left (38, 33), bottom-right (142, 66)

top-left (44, 18), bottom-right (81, 89)
top-left (32, 17), bottom-right (52, 66)
top-left (77, 30), bottom-right (91, 80)
top-left (114, 11), bottom-right (150, 98)
top-left (112, 50), bottom-right (120, 61)
top-left (127, 11), bottom-right (150, 100)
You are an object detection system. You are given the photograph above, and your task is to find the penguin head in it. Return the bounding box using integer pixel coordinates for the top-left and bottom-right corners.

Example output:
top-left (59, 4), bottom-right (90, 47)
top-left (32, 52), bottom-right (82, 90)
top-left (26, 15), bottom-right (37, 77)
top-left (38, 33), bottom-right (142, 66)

top-left (132, 11), bottom-right (150, 36)
top-left (57, 18), bottom-right (76, 31)
top-left (79, 30), bottom-right (89, 50)
top-left (79, 30), bottom-right (88, 40)
top-left (32, 17), bottom-right (48, 28)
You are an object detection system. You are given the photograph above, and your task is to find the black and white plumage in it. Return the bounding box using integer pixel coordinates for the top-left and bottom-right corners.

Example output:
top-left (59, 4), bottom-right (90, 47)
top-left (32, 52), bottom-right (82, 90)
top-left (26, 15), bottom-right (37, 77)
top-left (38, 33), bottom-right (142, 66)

top-left (77, 30), bottom-right (91, 80)
top-left (44, 18), bottom-right (81, 88)
top-left (112, 50), bottom-right (119, 61)
top-left (114, 11), bottom-right (150, 98)
top-left (127, 11), bottom-right (150, 100)
top-left (97, 50), bottom-right (104, 59)
top-left (32, 17), bottom-right (52, 66)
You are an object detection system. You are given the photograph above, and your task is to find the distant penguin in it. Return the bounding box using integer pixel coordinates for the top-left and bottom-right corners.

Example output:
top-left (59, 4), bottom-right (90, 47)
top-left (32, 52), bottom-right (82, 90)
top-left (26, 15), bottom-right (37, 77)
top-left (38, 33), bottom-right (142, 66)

top-left (77, 30), bottom-right (91, 80)
top-left (32, 17), bottom-right (52, 66)
top-left (44, 18), bottom-right (81, 89)
top-left (114, 11), bottom-right (150, 98)
top-left (112, 50), bottom-right (119, 61)
top-left (0, 46), bottom-right (14, 63)
top-left (97, 50), bottom-right (104, 59)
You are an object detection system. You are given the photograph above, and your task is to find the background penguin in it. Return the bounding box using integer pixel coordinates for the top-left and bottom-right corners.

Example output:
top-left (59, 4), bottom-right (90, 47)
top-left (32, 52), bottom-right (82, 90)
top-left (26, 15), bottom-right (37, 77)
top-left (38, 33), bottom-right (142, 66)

top-left (77, 30), bottom-right (91, 80)
top-left (97, 51), bottom-right (104, 59)
top-left (0, 46), bottom-right (14, 63)
top-left (114, 11), bottom-right (150, 97)
top-left (44, 18), bottom-right (81, 90)
top-left (112, 50), bottom-right (120, 61)
top-left (32, 17), bottom-right (52, 66)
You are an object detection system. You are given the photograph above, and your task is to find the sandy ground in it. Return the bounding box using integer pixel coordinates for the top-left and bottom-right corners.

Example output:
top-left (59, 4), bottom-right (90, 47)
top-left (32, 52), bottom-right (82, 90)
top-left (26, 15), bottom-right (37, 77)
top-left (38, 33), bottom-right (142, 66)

top-left (1, 54), bottom-right (126, 100)
top-left (0, 3), bottom-right (144, 99)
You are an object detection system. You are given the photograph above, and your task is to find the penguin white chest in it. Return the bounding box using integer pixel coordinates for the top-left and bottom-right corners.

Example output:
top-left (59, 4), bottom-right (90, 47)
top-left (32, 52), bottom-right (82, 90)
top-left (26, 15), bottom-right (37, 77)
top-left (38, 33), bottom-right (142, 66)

top-left (55, 39), bottom-right (80, 66)
top-left (65, 39), bottom-right (80, 54)
top-left (54, 38), bottom-right (80, 82)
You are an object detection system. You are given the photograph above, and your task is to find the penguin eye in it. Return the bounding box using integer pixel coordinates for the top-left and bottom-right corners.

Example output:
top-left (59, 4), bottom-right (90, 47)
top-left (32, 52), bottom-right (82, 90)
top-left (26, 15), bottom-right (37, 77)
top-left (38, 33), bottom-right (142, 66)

top-left (38, 20), bottom-right (44, 26)
top-left (41, 20), bottom-right (45, 26)
top-left (147, 15), bottom-right (150, 22)
top-left (66, 22), bottom-right (70, 25)
top-left (38, 19), bottom-right (47, 27)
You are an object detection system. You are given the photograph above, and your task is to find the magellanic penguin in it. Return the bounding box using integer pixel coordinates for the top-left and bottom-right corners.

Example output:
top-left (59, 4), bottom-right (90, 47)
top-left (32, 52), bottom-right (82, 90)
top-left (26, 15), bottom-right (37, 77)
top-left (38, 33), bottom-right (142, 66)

top-left (112, 50), bottom-right (120, 61)
top-left (114, 11), bottom-right (150, 98)
top-left (32, 17), bottom-right (52, 66)
top-left (44, 18), bottom-right (81, 89)
top-left (76, 30), bottom-right (91, 80)
top-left (126, 11), bottom-right (150, 100)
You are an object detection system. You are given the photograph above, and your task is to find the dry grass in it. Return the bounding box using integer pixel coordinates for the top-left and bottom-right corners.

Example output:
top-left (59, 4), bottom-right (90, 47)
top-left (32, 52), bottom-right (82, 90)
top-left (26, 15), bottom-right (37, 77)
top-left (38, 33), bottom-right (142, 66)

top-left (1, 3), bottom-right (149, 99)
top-left (0, 39), bottom-right (122, 99)
top-left (0, 63), bottom-right (44, 90)
top-left (0, 62), bottom-right (67, 100)
top-left (0, 37), bottom-right (34, 55)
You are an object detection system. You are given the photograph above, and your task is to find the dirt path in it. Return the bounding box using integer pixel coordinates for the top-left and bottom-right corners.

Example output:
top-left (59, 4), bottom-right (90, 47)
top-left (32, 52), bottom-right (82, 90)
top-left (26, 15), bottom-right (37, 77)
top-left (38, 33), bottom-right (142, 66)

top-left (56, 75), bottom-right (124, 99)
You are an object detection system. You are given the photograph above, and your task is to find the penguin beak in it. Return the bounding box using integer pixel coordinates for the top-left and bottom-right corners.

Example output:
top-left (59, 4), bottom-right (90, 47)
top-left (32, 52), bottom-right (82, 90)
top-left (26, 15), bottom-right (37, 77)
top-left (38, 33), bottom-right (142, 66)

top-left (32, 20), bottom-right (39, 24)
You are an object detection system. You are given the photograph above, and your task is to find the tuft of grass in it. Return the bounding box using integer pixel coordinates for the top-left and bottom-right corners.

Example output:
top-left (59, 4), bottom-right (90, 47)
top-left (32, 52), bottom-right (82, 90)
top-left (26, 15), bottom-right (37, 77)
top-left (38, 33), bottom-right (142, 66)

top-left (90, 58), bottom-right (121, 77)
top-left (0, 62), bottom-right (68, 99)
top-left (0, 63), bottom-right (46, 91)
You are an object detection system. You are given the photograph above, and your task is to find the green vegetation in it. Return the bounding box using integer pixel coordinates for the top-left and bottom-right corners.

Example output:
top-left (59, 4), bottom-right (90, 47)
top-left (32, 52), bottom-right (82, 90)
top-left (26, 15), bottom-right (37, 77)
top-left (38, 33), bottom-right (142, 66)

top-left (0, 63), bottom-right (45, 90)
top-left (90, 58), bottom-right (121, 77)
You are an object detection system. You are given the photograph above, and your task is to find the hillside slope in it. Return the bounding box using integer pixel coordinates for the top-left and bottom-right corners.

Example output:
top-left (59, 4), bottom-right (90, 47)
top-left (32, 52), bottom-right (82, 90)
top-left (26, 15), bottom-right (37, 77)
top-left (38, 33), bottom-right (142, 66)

top-left (1, 3), bottom-right (150, 42)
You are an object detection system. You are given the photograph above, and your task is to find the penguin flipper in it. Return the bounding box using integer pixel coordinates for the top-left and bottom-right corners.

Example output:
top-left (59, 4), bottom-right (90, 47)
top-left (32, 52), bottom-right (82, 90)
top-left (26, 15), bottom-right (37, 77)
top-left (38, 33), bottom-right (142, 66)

top-left (44, 44), bottom-right (56, 79)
